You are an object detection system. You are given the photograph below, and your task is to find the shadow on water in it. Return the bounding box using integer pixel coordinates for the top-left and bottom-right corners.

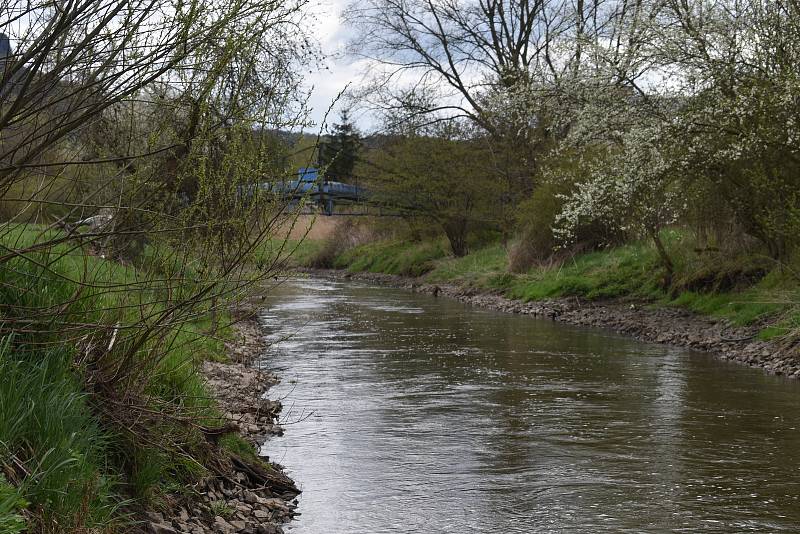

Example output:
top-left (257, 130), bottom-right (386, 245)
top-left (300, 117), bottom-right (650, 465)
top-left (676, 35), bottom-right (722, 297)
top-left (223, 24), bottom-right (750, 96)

top-left (260, 278), bottom-right (800, 533)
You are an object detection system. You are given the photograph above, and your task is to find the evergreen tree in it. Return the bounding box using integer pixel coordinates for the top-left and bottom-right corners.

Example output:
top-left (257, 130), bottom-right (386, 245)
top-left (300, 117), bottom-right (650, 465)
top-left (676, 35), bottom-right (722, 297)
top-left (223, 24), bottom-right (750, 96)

top-left (319, 110), bottom-right (361, 181)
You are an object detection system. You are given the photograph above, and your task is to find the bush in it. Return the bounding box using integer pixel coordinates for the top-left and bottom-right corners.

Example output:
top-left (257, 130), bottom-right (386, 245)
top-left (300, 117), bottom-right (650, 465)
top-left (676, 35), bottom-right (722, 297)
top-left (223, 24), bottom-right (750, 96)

top-left (509, 179), bottom-right (622, 273)
top-left (508, 183), bottom-right (565, 272)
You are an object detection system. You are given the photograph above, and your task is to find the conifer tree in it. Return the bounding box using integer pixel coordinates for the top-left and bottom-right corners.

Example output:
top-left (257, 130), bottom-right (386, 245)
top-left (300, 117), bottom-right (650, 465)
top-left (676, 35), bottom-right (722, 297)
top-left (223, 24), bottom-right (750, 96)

top-left (319, 110), bottom-right (361, 181)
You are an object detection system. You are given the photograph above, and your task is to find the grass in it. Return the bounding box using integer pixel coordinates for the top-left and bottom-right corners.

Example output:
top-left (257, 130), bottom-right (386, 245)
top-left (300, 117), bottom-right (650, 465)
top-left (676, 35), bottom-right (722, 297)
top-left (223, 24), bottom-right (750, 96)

top-left (309, 231), bottom-right (800, 339)
top-left (503, 243), bottom-right (665, 301)
top-left (0, 223), bottom-right (256, 531)
top-left (0, 340), bottom-right (120, 531)
top-left (333, 239), bottom-right (449, 277)
top-left (0, 475), bottom-right (26, 534)
top-left (252, 238), bottom-right (324, 269)
top-left (426, 243), bottom-right (508, 284)
top-left (209, 499), bottom-right (235, 519)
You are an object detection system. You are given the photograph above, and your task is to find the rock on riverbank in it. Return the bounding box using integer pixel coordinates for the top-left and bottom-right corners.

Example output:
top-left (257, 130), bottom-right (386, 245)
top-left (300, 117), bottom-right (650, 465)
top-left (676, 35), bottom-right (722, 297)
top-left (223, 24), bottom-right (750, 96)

top-left (143, 313), bottom-right (300, 534)
top-left (305, 269), bottom-right (800, 380)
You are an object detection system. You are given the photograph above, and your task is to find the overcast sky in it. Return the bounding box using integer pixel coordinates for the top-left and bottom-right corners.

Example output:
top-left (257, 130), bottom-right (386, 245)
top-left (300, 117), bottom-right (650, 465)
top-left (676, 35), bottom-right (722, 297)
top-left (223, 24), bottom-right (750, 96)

top-left (303, 0), bottom-right (372, 133)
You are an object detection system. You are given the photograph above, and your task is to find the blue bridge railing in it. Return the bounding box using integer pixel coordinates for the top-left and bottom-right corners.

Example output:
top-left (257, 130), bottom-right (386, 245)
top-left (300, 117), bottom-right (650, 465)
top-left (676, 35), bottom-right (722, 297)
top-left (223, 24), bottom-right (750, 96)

top-left (241, 167), bottom-right (368, 215)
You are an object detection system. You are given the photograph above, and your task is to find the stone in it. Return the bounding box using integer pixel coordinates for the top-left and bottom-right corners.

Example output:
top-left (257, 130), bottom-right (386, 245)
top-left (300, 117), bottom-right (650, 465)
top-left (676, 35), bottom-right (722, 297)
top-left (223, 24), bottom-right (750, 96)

top-left (146, 512), bottom-right (166, 523)
top-left (235, 501), bottom-right (250, 511)
top-left (214, 516), bottom-right (236, 533)
top-left (243, 490), bottom-right (261, 504)
top-left (147, 523), bottom-right (178, 534)
top-left (261, 498), bottom-right (290, 513)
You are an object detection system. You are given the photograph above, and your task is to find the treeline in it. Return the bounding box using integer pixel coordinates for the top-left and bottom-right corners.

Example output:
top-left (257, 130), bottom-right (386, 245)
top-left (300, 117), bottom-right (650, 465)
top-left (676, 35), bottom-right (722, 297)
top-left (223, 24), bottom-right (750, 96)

top-left (339, 0), bottom-right (800, 288)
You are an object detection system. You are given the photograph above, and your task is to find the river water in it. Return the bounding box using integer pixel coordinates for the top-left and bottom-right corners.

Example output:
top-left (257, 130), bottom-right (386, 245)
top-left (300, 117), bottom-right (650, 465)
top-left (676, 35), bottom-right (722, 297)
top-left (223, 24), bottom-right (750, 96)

top-left (259, 277), bottom-right (800, 533)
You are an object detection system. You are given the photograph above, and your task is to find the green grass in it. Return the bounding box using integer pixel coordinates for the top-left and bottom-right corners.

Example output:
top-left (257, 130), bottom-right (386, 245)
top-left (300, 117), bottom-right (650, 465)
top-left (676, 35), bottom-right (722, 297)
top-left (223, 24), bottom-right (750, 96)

top-left (0, 475), bottom-right (26, 534)
top-left (669, 291), bottom-right (780, 325)
top-left (252, 238), bottom-right (324, 269)
top-left (0, 340), bottom-right (120, 530)
top-left (0, 223), bottom-right (249, 530)
top-left (333, 239), bottom-right (450, 277)
top-left (426, 243), bottom-right (508, 284)
top-left (504, 243), bottom-right (664, 301)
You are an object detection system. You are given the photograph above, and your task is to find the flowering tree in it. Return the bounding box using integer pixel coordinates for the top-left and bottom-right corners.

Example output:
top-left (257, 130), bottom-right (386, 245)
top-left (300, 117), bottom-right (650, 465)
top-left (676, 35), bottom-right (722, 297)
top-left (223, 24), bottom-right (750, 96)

top-left (547, 0), bottom-right (800, 272)
top-left (555, 118), bottom-right (686, 276)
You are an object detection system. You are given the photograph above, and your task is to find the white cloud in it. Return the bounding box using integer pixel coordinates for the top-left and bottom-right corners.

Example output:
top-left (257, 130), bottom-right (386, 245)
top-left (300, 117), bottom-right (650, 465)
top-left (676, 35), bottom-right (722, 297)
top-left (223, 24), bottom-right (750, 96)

top-left (301, 0), bottom-right (371, 132)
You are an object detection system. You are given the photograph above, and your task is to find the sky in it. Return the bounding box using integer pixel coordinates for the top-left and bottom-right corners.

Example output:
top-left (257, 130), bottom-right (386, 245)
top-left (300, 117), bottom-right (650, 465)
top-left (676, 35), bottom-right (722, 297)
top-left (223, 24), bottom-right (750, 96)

top-left (299, 0), bottom-right (473, 135)
top-left (302, 0), bottom-right (372, 133)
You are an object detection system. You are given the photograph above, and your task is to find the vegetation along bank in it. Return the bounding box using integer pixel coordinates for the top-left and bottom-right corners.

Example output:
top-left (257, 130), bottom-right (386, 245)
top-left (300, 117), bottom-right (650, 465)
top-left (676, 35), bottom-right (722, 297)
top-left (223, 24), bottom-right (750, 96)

top-left (0, 0), bottom-right (311, 527)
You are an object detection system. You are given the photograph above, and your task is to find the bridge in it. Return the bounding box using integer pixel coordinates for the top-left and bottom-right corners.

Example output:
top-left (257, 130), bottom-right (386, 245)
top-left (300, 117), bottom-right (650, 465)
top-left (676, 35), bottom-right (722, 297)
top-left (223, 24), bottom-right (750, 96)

top-left (247, 167), bottom-right (369, 215)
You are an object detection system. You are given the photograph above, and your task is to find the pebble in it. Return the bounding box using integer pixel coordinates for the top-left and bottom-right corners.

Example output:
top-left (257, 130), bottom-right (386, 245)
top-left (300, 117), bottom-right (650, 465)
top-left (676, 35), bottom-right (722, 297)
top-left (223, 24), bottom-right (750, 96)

top-left (140, 316), bottom-right (300, 534)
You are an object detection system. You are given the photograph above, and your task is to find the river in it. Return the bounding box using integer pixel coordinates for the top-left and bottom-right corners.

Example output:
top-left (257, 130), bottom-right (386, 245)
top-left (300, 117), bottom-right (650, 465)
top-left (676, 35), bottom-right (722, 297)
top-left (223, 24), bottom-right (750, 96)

top-left (259, 277), bottom-right (800, 533)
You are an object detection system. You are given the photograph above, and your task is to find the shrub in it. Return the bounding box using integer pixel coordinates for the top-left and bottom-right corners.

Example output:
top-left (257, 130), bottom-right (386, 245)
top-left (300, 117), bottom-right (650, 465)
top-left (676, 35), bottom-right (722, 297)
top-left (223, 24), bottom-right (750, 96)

top-left (509, 179), bottom-right (622, 273)
top-left (508, 183), bottom-right (565, 272)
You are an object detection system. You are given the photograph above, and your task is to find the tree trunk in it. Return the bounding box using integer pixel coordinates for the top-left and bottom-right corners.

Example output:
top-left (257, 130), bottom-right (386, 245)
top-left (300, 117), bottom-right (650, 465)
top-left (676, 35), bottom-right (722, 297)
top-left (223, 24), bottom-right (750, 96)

top-left (650, 229), bottom-right (674, 287)
top-left (443, 219), bottom-right (469, 257)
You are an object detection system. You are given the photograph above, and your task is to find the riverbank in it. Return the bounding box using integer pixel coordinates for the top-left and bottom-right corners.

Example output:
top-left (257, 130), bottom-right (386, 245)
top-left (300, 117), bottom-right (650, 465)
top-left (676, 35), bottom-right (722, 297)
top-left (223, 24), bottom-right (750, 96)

top-left (303, 268), bottom-right (800, 380)
top-left (0, 224), bottom-right (305, 533)
top-left (141, 311), bottom-right (300, 534)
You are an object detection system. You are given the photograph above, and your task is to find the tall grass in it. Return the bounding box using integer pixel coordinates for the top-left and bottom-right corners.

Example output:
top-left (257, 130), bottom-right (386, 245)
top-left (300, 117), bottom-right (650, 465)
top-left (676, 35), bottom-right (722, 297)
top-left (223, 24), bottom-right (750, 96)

top-left (0, 475), bottom-right (26, 534)
top-left (0, 338), bottom-right (120, 530)
top-left (0, 225), bottom-right (242, 530)
top-left (334, 239), bottom-right (449, 277)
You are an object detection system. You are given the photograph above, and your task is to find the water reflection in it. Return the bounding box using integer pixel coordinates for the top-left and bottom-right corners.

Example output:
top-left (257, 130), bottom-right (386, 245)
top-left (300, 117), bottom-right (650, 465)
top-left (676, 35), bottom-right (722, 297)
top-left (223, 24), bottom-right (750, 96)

top-left (261, 277), bottom-right (800, 533)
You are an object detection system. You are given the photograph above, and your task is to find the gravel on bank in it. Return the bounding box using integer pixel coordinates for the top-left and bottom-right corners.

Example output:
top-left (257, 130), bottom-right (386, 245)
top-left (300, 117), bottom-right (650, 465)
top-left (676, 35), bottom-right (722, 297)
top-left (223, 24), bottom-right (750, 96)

top-left (304, 268), bottom-right (800, 380)
top-left (142, 311), bottom-right (300, 534)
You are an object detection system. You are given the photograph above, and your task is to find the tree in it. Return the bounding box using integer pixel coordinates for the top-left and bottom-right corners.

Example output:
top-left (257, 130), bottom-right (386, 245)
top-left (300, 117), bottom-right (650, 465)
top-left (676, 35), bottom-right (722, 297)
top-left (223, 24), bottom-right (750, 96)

top-left (1, 0), bottom-right (314, 257)
top-left (548, 0), bottom-right (800, 264)
top-left (345, 0), bottom-right (654, 131)
top-left (554, 117), bottom-right (686, 279)
top-left (343, 0), bottom-right (665, 227)
top-left (0, 0), bottom-right (317, 513)
top-left (318, 110), bottom-right (361, 181)
top-left (363, 122), bottom-right (502, 256)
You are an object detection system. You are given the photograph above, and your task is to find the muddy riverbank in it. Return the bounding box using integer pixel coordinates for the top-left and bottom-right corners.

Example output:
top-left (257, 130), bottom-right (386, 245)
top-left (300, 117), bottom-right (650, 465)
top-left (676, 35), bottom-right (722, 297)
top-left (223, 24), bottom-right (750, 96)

top-left (303, 268), bottom-right (800, 380)
top-left (143, 312), bottom-right (299, 534)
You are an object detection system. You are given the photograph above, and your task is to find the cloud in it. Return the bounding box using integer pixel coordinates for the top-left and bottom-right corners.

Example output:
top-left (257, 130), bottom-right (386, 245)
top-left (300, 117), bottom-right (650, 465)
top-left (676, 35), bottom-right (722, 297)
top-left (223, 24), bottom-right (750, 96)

top-left (302, 0), bottom-right (371, 131)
